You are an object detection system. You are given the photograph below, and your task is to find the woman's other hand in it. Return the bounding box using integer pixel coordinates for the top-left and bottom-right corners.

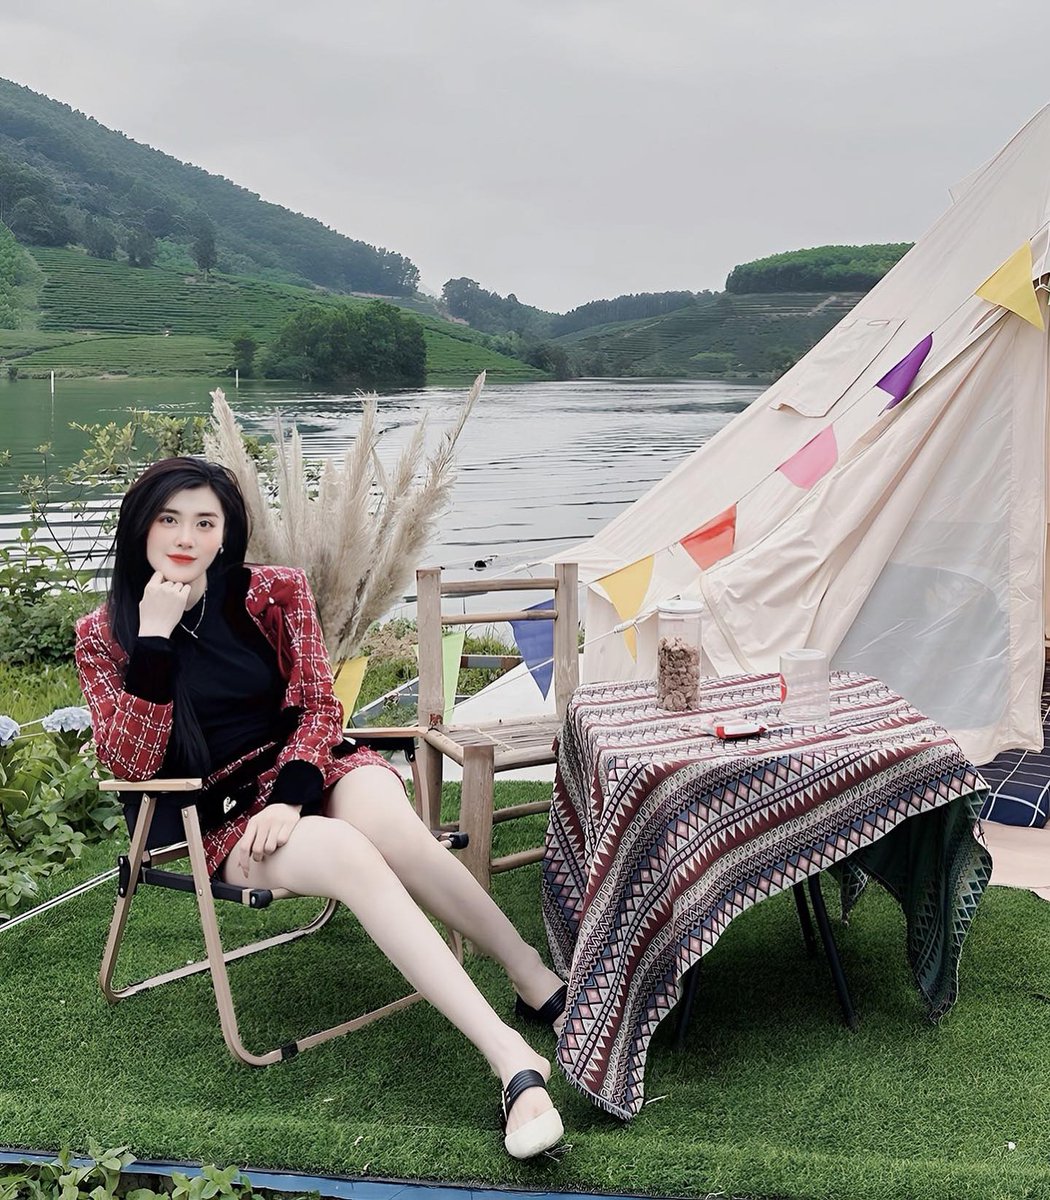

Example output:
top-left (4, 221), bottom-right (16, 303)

top-left (235, 803), bottom-right (302, 877)
top-left (138, 570), bottom-right (192, 638)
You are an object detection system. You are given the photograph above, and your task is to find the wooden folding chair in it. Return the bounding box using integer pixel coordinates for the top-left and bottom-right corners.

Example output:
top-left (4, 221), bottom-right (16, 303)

top-left (414, 563), bottom-right (579, 891)
top-left (98, 730), bottom-right (461, 1067)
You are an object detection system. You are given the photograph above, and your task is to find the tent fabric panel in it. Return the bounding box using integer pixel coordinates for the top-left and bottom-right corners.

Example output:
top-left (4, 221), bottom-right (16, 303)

top-left (556, 105), bottom-right (1050, 589)
top-left (565, 104), bottom-right (1050, 765)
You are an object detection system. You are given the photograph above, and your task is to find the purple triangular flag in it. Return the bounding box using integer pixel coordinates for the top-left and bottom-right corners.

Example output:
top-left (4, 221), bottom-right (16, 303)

top-left (509, 599), bottom-right (554, 699)
top-left (877, 333), bottom-right (933, 410)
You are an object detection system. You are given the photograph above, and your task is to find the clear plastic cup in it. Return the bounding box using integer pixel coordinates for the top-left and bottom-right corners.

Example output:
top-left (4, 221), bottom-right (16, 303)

top-left (779, 648), bottom-right (830, 725)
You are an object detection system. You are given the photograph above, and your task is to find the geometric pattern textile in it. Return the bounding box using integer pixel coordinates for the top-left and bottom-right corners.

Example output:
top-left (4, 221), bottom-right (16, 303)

top-left (542, 672), bottom-right (992, 1119)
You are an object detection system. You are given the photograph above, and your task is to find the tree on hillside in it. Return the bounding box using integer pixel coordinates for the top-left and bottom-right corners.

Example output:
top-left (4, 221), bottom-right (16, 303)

top-left (125, 225), bottom-right (156, 268)
top-left (192, 217), bottom-right (218, 278)
top-left (262, 301), bottom-right (426, 387)
top-left (82, 214), bottom-right (117, 259)
top-left (143, 200), bottom-right (179, 239)
top-left (441, 276), bottom-right (552, 337)
top-left (523, 341), bottom-right (574, 380)
top-left (725, 243), bottom-right (912, 293)
top-left (6, 195), bottom-right (71, 246)
top-left (0, 153), bottom-right (61, 227)
top-left (230, 329), bottom-right (259, 376)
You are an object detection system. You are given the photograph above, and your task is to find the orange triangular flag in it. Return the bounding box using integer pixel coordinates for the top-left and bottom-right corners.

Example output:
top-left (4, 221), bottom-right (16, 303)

top-left (596, 554), bottom-right (654, 660)
top-left (975, 243), bottom-right (1045, 330)
top-left (680, 505), bottom-right (736, 570)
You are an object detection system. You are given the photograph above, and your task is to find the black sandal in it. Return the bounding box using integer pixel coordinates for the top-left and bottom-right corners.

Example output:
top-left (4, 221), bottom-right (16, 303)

top-left (501, 1069), bottom-right (564, 1160)
top-left (514, 983), bottom-right (567, 1028)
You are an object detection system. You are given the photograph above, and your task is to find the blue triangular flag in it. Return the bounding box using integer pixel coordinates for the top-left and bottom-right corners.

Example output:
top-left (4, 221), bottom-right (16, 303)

top-left (509, 599), bottom-right (555, 699)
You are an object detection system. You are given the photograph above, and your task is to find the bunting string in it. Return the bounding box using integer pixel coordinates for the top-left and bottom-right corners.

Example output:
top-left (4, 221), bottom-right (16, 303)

top-left (403, 238), bottom-right (1047, 700)
top-left (582, 236), bottom-right (1048, 637)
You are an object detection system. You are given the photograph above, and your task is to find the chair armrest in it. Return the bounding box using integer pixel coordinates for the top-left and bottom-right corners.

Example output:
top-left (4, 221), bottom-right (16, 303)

top-left (345, 726), bottom-right (423, 742)
top-left (99, 778), bottom-right (203, 793)
top-left (347, 727), bottom-right (422, 755)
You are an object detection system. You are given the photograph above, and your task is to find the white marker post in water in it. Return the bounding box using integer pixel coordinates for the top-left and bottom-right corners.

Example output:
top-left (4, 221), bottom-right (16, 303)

top-left (50, 370), bottom-right (55, 396)
top-left (235, 367), bottom-right (239, 389)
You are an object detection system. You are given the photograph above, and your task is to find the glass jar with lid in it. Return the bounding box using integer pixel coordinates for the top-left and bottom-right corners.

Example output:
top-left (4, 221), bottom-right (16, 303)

top-left (656, 599), bottom-right (703, 711)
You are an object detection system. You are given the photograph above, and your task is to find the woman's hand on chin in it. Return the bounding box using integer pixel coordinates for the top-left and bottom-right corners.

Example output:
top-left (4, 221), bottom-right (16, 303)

top-left (138, 569), bottom-right (192, 638)
top-left (235, 803), bottom-right (302, 877)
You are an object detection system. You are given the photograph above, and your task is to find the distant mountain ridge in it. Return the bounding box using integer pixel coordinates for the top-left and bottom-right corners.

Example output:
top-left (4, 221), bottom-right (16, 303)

top-left (0, 76), bottom-right (915, 382)
top-left (441, 243), bottom-right (911, 378)
top-left (0, 77), bottom-right (419, 295)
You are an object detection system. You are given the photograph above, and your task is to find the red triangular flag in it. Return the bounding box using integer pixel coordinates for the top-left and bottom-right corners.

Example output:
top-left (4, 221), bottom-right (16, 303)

top-left (680, 504), bottom-right (736, 569)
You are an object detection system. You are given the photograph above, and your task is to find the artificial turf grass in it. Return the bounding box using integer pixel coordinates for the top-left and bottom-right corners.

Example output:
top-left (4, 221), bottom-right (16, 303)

top-left (3, 786), bottom-right (1050, 1199)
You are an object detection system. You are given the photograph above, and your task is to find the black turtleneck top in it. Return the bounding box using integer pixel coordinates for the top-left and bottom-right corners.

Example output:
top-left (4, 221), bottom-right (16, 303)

top-left (122, 569), bottom-right (324, 817)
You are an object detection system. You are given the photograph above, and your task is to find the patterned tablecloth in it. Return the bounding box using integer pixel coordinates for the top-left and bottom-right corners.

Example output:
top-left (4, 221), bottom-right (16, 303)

top-left (542, 672), bottom-right (992, 1119)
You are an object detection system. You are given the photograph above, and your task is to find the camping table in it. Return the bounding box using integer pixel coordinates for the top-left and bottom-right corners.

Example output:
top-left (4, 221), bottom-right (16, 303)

top-left (542, 671), bottom-right (992, 1119)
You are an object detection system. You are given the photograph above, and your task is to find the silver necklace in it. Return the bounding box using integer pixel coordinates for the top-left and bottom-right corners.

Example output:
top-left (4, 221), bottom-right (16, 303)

top-left (179, 590), bottom-right (207, 638)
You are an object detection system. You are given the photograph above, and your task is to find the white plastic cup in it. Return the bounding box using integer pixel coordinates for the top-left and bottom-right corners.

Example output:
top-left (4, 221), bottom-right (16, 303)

top-left (779, 648), bottom-right (831, 725)
top-left (657, 600), bottom-right (703, 711)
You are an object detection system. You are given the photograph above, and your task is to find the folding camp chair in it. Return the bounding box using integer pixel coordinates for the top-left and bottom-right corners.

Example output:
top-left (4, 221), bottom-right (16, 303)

top-left (98, 730), bottom-right (462, 1067)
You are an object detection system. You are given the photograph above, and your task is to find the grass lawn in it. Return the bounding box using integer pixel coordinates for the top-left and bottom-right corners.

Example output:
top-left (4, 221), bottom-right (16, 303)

top-left (3, 788), bottom-right (1050, 1199)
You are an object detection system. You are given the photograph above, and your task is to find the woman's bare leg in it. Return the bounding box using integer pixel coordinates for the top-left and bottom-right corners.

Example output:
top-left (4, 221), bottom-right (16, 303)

top-left (325, 767), bottom-right (565, 1018)
top-left (221, 815), bottom-right (557, 1138)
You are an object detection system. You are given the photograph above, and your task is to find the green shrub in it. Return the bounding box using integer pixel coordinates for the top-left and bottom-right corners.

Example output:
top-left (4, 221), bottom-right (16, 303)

top-left (0, 530), bottom-right (96, 665)
top-left (0, 713), bottom-right (115, 919)
top-left (0, 587), bottom-right (97, 664)
top-left (0, 1144), bottom-right (313, 1200)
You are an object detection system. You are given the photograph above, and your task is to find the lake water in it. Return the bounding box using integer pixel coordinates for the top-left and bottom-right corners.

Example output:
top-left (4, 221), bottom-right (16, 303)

top-left (0, 376), bottom-right (762, 577)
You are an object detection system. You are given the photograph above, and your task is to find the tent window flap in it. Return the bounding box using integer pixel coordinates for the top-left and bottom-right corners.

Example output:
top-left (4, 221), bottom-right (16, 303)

top-left (770, 318), bottom-right (904, 418)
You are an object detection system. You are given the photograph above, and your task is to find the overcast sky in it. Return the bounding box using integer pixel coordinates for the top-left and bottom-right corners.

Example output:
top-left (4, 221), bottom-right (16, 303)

top-left (3, 0), bottom-right (1050, 312)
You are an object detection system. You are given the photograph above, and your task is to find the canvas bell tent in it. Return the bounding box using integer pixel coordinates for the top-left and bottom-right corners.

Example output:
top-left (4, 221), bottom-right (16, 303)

top-left (550, 105), bottom-right (1050, 767)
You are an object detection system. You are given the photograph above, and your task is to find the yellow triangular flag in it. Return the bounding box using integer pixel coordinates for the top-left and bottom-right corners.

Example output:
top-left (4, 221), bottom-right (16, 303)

top-left (332, 655), bottom-right (369, 724)
top-left (596, 555), bottom-right (655, 660)
top-left (975, 243), bottom-right (1045, 330)
top-left (441, 630), bottom-right (466, 722)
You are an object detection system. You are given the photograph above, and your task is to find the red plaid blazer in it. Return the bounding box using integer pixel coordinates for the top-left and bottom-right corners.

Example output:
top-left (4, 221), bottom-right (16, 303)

top-left (75, 565), bottom-right (345, 785)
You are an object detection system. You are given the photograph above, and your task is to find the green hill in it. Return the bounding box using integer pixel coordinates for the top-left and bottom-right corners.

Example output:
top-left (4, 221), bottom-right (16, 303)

top-left (30, 247), bottom-right (335, 336)
top-left (1, 249), bottom-right (541, 381)
top-left (0, 77), bottom-right (418, 295)
top-left (441, 244), bottom-right (909, 379)
top-left (553, 291), bottom-right (864, 378)
top-left (726, 243), bottom-right (912, 293)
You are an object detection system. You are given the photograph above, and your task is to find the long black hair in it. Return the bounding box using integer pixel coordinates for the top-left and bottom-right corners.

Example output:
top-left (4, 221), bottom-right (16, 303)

top-left (108, 457), bottom-right (251, 775)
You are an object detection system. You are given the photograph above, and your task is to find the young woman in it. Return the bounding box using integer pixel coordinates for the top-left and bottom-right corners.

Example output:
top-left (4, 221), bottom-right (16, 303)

top-left (75, 457), bottom-right (568, 1160)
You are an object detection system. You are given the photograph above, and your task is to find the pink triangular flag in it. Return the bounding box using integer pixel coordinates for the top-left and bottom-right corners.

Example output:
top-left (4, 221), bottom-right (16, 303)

top-left (778, 426), bottom-right (837, 489)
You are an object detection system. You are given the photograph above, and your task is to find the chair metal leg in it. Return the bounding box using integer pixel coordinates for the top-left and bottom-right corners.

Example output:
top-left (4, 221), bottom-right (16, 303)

top-left (792, 882), bottom-right (818, 959)
top-left (99, 792), bottom-right (158, 1002)
top-left (101, 797), bottom-right (439, 1066)
top-left (180, 804), bottom-right (431, 1066)
top-left (807, 873), bottom-right (859, 1031)
top-left (675, 960), bottom-right (702, 1050)
top-left (100, 795), bottom-right (341, 1004)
